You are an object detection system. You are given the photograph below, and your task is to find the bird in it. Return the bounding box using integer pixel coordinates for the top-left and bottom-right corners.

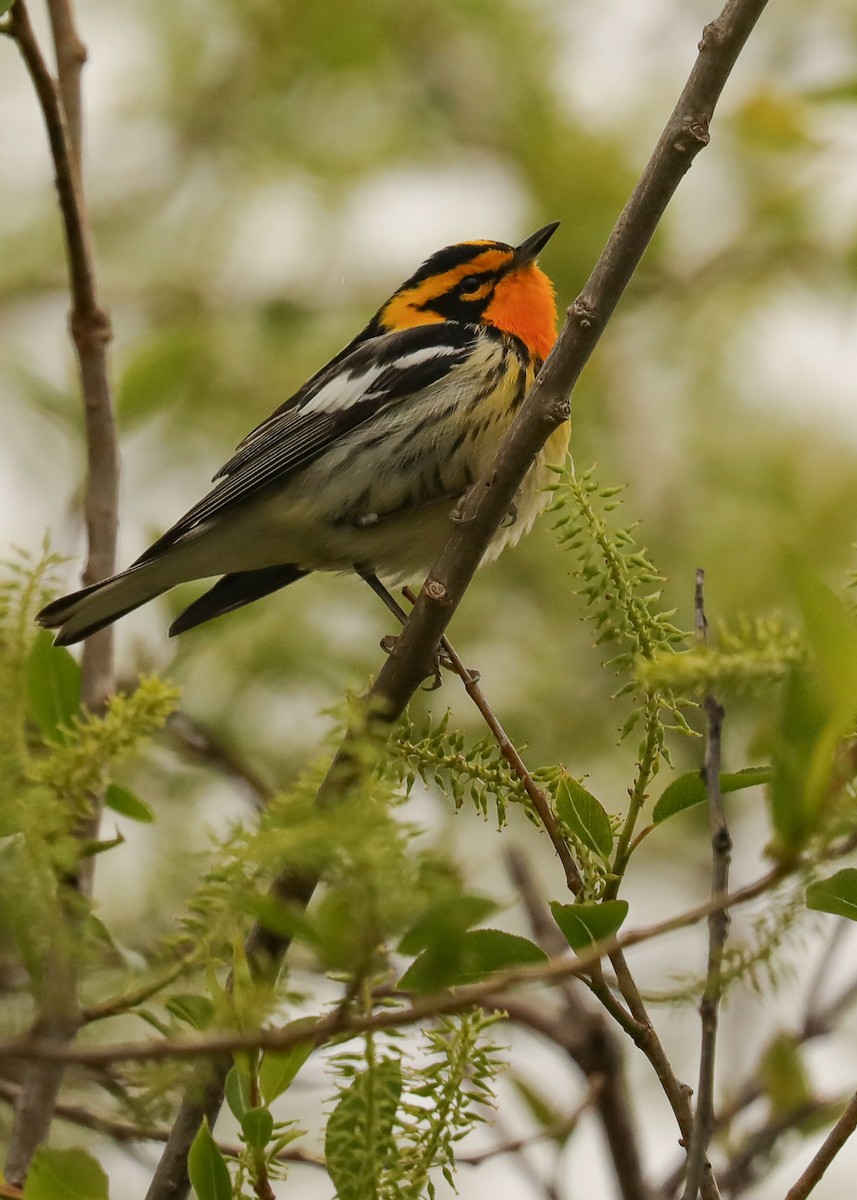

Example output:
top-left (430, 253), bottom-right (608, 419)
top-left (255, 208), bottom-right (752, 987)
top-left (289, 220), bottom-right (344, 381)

top-left (37, 221), bottom-right (568, 647)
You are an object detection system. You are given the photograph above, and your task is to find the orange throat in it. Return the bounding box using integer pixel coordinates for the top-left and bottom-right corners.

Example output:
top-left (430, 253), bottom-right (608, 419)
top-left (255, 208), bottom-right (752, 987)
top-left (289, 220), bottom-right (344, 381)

top-left (483, 264), bottom-right (557, 361)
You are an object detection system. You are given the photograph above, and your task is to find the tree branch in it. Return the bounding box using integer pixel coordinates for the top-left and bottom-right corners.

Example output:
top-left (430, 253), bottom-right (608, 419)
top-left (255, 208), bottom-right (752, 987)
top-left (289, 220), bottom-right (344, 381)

top-left (0, 869), bottom-right (783, 1070)
top-left (682, 573), bottom-right (730, 1200)
top-left (4, 0), bottom-right (119, 1183)
top-left (506, 849), bottom-right (651, 1200)
top-left (784, 1090), bottom-right (857, 1200)
top-left (0, 1081), bottom-right (324, 1168)
top-left (45, 0), bottom-right (85, 171)
top-left (659, 963), bottom-right (857, 1196)
top-left (402, 591), bottom-right (582, 894)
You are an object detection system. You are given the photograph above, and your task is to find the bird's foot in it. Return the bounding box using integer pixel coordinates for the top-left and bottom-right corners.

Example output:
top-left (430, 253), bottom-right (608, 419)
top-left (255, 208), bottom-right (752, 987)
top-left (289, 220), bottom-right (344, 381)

top-left (379, 635), bottom-right (459, 689)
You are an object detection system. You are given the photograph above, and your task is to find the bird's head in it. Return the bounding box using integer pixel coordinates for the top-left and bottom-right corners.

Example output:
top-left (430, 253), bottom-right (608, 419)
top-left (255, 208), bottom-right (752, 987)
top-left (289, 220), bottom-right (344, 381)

top-left (374, 221), bottom-right (560, 362)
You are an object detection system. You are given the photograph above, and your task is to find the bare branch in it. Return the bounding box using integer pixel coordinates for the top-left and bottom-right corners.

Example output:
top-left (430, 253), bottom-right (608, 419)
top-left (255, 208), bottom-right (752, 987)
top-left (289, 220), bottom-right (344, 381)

top-left (682, 573), bottom-right (731, 1200)
top-left (0, 1081), bottom-right (324, 1168)
top-left (718, 1099), bottom-right (844, 1198)
top-left (45, 0), bottom-right (86, 171)
top-left (401, 588), bottom-right (582, 893)
top-left (506, 850), bottom-right (651, 1200)
top-left (0, 870), bottom-right (783, 1071)
top-left (4, 0), bottom-right (119, 1181)
top-left (459, 1087), bottom-right (595, 1165)
top-left (785, 1090), bottom-right (857, 1200)
top-left (606, 949), bottom-right (714, 1197)
top-left (660, 969), bottom-right (857, 1196)
top-left (166, 711), bottom-right (275, 812)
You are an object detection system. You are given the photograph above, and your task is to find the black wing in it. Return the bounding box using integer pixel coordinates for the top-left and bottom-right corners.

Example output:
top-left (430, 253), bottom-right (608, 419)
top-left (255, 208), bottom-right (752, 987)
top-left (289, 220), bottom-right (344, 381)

top-left (134, 323), bottom-right (477, 565)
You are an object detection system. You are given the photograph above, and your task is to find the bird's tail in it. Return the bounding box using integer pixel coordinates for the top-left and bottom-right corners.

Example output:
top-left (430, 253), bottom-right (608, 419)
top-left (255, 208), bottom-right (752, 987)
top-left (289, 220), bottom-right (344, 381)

top-left (37, 565), bottom-right (171, 646)
top-left (168, 565), bottom-right (307, 636)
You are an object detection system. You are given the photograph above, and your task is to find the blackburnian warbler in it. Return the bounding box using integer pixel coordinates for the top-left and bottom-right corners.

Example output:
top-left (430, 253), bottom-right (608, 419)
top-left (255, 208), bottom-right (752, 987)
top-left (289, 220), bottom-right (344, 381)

top-left (38, 222), bottom-right (567, 646)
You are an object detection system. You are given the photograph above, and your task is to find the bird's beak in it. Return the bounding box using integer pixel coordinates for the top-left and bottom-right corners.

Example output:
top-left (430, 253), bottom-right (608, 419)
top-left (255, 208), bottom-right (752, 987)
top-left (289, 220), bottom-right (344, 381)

top-left (511, 221), bottom-right (560, 268)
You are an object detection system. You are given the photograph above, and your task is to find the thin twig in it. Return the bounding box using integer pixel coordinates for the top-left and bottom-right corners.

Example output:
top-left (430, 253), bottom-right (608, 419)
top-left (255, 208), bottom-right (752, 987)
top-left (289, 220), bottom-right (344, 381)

top-left (459, 1092), bottom-right (594, 1165)
top-left (0, 870), bottom-right (781, 1069)
top-left (80, 961), bottom-right (193, 1025)
top-left (166, 711), bottom-right (275, 811)
top-left (682, 573), bottom-right (730, 1200)
top-left (147, 1), bottom-right (775, 1192)
top-left (4, 0), bottom-right (118, 1183)
top-left (0, 1081), bottom-right (324, 1168)
top-left (507, 849), bottom-right (652, 1200)
top-left (659, 967), bottom-right (857, 1197)
top-left (403, 586), bottom-right (582, 893)
top-left (46, 0), bottom-right (86, 170)
top-left (784, 1089), bottom-right (857, 1200)
top-left (802, 922), bottom-right (849, 1029)
top-left (718, 1099), bottom-right (844, 1198)
top-left (607, 948), bottom-right (713, 1197)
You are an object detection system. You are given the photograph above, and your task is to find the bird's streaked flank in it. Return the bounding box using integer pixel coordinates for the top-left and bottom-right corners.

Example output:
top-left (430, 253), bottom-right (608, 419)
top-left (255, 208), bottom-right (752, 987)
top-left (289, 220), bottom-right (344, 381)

top-left (38, 223), bottom-right (566, 646)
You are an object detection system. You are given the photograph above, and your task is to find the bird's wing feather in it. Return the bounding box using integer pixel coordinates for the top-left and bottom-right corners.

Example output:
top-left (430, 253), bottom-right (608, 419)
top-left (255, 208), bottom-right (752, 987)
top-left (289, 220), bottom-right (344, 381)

top-left (133, 323), bottom-right (479, 565)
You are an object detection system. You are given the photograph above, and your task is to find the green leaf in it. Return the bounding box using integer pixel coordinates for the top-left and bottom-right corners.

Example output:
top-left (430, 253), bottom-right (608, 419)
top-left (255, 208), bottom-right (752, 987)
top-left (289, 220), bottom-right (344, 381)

top-left (224, 1066), bottom-right (251, 1120)
top-left (791, 561), bottom-right (857, 724)
top-left (188, 1118), bottom-right (232, 1200)
top-left (763, 562), bottom-right (857, 858)
top-left (768, 666), bottom-right (834, 858)
top-left (806, 870), bottom-right (857, 921)
top-left (653, 767), bottom-right (772, 823)
top-left (104, 783), bottom-right (155, 823)
top-left (400, 929), bottom-right (546, 993)
top-left (0, 1), bottom-right (16, 19)
top-left (25, 629), bottom-right (81, 742)
top-left (760, 1034), bottom-right (813, 1117)
top-left (259, 1018), bottom-right (316, 1101)
top-left (550, 900), bottom-right (629, 952)
top-left (81, 833), bottom-right (125, 858)
top-left (511, 1075), bottom-right (566, 1139)
top-left (325, 1058), bottom-right (402, 1200)
top-left (555, 777), bottom-right (613, 860)
top-left (23, 1146), bottom-right (110, 1200)
top-left (398, 893), bottom-right (498, 956)
top-left (166, 994), bottom-right (215, 1030)
top-left (241, 1105), bottom-right (274, 1150)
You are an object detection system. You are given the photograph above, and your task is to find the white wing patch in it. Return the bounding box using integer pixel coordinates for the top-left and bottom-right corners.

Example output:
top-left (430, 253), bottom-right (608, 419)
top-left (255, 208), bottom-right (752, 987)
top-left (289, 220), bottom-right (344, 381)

top-left (301, 363), bottom-right (387, 415)
top-left (300, 343), bottom-right (463, 415)
top-left (384, 343), bottom-right (463, 367)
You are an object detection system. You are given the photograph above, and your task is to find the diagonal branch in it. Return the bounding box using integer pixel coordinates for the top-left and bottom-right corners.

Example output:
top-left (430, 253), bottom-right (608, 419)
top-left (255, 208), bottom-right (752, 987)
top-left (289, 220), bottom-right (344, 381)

top-left (146, 0), bottom-right (774, 1194)
top-left (507, 849), bottom-right (651, 1200)
top-left (0, 867), bottom-right (783, 1071)
top-left (784, 1089), bottom-right (857, 1200)
top-left (400, 586), bottom-right (582, 894)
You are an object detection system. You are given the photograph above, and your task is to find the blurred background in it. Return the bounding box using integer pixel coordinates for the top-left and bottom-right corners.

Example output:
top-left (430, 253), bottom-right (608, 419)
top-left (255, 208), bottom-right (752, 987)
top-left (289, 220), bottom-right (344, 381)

top-left (2, 0), bottom-right (857, 1195)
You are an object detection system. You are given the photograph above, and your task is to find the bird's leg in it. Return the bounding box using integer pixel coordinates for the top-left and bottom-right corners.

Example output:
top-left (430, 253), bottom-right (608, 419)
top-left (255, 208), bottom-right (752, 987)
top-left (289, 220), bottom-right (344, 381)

top-left (401, 587), bottom-right (480, 687)
top-left (356, 567), bottom-right (411, 624)
top-left (355, 568), bottom-right (451, 690)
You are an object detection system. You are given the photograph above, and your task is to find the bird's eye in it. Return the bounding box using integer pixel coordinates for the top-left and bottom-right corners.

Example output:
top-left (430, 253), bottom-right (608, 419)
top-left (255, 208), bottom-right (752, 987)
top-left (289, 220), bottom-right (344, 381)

top-left (459, 275), bottom-right (482, 295)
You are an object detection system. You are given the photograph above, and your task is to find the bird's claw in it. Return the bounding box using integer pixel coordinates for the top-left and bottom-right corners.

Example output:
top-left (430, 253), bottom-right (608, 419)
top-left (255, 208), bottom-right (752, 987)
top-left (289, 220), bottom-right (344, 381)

top-left (501, 501), bottom-right (518, 528)
top-left (379, 633), bottom-right (455, 690)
